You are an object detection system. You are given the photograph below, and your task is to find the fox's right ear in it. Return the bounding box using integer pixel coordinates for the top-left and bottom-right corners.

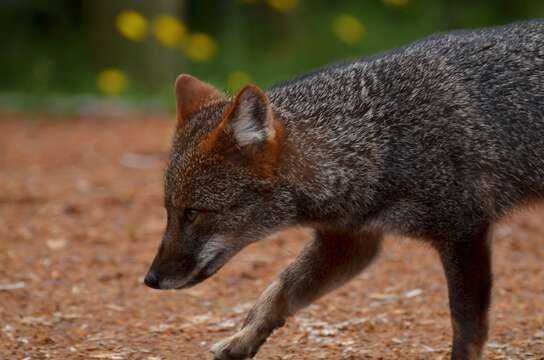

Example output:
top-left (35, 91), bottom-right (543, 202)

top-left (175, 74), bottom-right (226, 124)
top-left (200, 84), bottom-right (284, 176)
top-left (228, 85), bottom-right (277, 147)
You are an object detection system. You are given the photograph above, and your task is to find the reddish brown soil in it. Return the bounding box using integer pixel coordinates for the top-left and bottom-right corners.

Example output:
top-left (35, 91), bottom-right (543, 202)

top-left (0, 116), bottom-right (543, 359)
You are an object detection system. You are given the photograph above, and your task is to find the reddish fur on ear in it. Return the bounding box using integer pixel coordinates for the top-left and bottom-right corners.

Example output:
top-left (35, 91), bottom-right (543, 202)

top-left (175, 74), bottom-right (226, 124)
top-left (198, 100), bottom-right (236, 154)
top-left (198, 84), bottom-right (251, 154)
top-left (200, 84), bottom-right (270, 151)
top-left (199, 85), bottom-right (286, 177)
top-left (251, 113), bottom-right (285, 177)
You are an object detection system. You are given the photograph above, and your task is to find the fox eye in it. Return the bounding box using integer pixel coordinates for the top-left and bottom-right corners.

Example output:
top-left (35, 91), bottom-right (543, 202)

top-left (184, 208), bottom-right (200, 223)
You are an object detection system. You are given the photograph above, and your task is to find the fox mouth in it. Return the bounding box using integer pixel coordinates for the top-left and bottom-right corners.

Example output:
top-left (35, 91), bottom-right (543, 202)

top-left (175, 250), bottom-right (227, 289)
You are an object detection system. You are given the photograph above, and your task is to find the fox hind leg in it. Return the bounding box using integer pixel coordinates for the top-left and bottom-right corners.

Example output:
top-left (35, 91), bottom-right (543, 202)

top-left (435, 228), bottom-right (492, 360)
top-left (211, 228), bottom-right (382, 360)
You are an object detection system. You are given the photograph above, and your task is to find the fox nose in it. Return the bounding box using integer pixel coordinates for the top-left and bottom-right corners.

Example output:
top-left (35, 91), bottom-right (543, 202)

top-left (144, 271), bottom-right (160, 289)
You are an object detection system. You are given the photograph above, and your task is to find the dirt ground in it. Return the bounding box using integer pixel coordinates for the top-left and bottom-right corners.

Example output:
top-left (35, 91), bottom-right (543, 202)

top-left (0, 115), bottom-right (543, 360)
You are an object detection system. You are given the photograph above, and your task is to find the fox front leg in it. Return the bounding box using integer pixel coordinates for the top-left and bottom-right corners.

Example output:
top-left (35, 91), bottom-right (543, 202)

top-left (211, 229), bottom-right (382, 360)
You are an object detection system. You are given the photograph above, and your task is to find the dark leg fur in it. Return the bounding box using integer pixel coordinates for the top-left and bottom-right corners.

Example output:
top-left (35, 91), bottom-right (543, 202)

top-left (435, 229), bottom-right (492, 360)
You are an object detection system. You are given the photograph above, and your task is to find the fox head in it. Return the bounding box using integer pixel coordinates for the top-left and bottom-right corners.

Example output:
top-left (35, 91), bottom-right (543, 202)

top-left (144, 75), bottom-right (296, 290)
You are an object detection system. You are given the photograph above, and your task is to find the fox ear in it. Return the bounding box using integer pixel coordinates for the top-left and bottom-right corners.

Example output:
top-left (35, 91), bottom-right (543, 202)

top-left (228, 85), bottom-right (276, 147)
top-left (175, 74), bottom-right (226, 124)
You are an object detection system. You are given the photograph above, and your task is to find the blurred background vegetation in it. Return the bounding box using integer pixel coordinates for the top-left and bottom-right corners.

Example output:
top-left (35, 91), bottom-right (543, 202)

top-left (1, 0), bottom-right (542, 114)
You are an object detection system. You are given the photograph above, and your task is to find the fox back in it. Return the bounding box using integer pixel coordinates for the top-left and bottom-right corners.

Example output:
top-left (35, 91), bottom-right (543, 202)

top-left (265, 19), bottom-right (544, 242)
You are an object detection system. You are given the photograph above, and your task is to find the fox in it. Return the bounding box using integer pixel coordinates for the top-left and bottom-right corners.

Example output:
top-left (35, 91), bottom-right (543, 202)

top-left (144, 20), bottom-right (544, 360)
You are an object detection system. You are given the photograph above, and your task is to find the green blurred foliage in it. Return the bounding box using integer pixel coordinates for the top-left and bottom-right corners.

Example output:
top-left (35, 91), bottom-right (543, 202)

top-left (0, 0), bottom-right (542, 112)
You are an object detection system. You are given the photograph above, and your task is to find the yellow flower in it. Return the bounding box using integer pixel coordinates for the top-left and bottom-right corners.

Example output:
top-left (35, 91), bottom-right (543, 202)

top-left (183, 33), bottom-right (217, 63)
top-left (116, 10), bottom-right (148, 42)
top-left (97, 68), bottom-right (128, 96)
top-left (332, 14), bottom-right (365, 45)
top-left (226, 71), bottom-right (252, 93)
top-left (267, 0), bottom-right (297, 13)
top-left (153, 15), bottom-right (187, 48)
top-left (383, 0), bottom-right (409, 7)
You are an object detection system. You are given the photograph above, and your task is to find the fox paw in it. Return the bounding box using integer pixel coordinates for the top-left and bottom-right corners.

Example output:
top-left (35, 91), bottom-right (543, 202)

top-left (210, 330), bottom-right (265, 360)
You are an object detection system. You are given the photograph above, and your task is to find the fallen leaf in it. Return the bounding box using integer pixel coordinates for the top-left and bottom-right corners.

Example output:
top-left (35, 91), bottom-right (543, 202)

top-left (120, 153), bottom-right (159, 169)
top-left (190, 314), bottom-right (211, 324)
top-left (20, 316), bottom-right (54, 326)
top-left (403, 288), bottom-right (423, 298)
top-left (0, 282), bottom-right (25, 290)
top-left (369, 293), bottom-right (398, 301)
top-left (46, 238), bottom-right (67, 250)
top-left (89, 351), bottom-right (127, 359)
top-left (106, 304), bottom-right (125, 312)
top-left (149, 324), bottom-right (175, 333)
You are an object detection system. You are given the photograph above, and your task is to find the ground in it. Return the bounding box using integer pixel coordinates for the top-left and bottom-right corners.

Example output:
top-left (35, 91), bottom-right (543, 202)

top-left (0, 115), bottom-right (543, 359)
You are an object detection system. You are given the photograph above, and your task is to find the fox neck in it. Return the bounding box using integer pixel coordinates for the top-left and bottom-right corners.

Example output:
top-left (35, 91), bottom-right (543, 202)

top-left (265, 65), bottom-right (384, 229)
top-left (274, 110), bottom-right (380, 230)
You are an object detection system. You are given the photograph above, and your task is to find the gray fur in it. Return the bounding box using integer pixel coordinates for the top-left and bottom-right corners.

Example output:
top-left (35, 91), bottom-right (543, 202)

top-left (146, 21), bottom-right (544, 360)
top-left (268, 20), bottom-right (544, 241)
